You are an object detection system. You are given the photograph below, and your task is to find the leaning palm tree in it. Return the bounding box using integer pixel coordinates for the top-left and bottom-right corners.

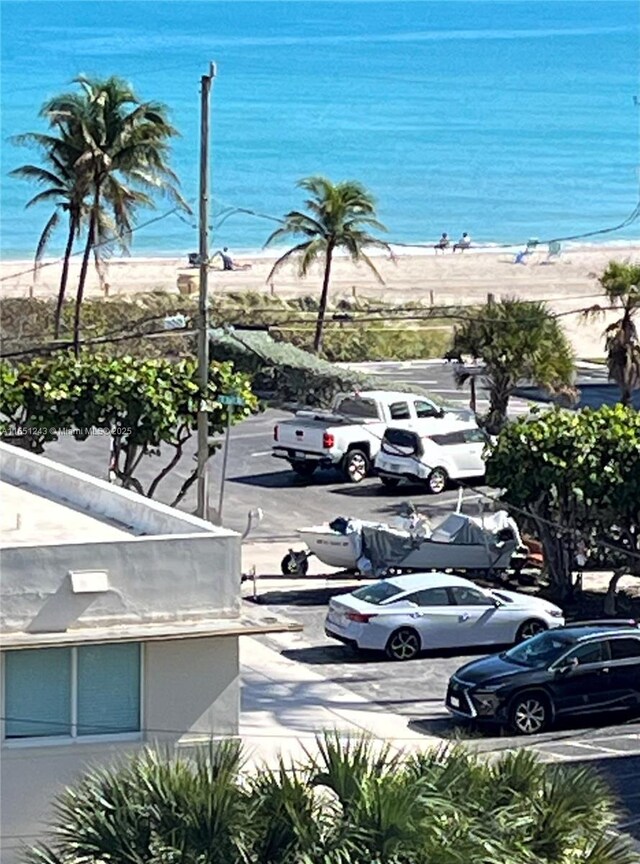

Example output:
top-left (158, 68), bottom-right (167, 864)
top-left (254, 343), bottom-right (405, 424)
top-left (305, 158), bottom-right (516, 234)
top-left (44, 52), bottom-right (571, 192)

top-left (599, 261), bottom-right (640, 406)
top-left (10, 131), bottom-right (87, 337)
top-left (41, 75), bottom-right (186, 353)
top-left (266, 176), bottom-right (390, 354)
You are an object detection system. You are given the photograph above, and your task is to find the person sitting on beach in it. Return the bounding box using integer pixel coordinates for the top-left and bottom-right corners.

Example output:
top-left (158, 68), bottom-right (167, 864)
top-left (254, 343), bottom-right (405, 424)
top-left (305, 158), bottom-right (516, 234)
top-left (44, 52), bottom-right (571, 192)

top-left (213, 247), bottom-right (252, 271)
top-left (434, 232), bottom-right (449, 253)
top-left (452, 232), bottom-right (471, 253)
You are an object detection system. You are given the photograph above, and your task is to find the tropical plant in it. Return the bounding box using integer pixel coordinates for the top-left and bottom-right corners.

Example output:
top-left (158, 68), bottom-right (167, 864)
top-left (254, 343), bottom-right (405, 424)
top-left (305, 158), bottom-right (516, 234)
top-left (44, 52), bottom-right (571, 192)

top-left (449, 297), bottom-right (575, 431)
top-left (486, 404), bottom-right (640, 602)
top-left (0, 353), bottom-right (258, 505)
top-left (598, 261), bottom-right (640, 406)
top-left (265, 176), bottom-right (390, 354)
top-left (32, 75), bottom-right (186, 353)
top-left (25, 734), bottom-right (635, 864)
top-left (9, 132), bottom-right (87, 337)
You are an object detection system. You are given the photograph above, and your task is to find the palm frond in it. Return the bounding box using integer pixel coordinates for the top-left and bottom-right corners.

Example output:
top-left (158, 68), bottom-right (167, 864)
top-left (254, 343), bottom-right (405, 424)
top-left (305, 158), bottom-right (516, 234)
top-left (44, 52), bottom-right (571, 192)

top-left (35, 210), bottom-right (61, 266)
top-left (265, 241), bottom-right (315, 283)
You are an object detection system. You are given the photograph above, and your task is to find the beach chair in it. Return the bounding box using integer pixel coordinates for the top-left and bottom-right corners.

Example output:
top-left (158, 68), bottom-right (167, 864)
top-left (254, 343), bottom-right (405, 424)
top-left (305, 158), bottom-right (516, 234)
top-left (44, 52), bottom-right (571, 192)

top-left (547, 240), bottom-right (562, 260)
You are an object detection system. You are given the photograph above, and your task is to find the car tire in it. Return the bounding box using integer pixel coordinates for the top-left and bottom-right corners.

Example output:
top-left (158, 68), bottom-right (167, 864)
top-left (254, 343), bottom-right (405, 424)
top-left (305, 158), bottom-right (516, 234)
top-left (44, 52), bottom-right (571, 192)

top-left (426, 467), bottom-right (448, 495)
top-left (509, 691), bottom-right (551, 735)
top-left (343, 449), bottom-right (370, 483)
top-left (280, 553), bottom-right (309, 576)
top-left (379, 475), bottom-right (401, 489)
top-left (515, 619), bottom-right (547, 643)
top-left (386, 627), bottom-right (421, 661)
top-left (290, 460), bottom-right (317, 477)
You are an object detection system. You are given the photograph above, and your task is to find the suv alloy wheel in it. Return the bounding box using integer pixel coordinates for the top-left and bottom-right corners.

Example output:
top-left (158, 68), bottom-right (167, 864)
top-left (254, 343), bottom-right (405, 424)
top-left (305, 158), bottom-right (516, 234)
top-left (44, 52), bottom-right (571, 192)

top-left (427, 467), bottom-right (448, 494)
top-left (509, 692), bottom-right (551, 735)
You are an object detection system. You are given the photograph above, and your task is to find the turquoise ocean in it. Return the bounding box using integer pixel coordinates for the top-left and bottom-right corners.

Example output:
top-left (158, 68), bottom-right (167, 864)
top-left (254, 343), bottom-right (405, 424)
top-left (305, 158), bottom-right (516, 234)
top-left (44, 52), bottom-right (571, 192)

top-left (1, 0), bottom-right (638, 258)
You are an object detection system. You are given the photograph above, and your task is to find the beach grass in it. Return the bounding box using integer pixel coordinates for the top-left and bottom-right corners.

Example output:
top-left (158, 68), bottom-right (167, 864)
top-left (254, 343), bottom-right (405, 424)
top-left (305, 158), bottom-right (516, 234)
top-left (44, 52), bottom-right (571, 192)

top-left (0, 292), bottom-right (457, 362)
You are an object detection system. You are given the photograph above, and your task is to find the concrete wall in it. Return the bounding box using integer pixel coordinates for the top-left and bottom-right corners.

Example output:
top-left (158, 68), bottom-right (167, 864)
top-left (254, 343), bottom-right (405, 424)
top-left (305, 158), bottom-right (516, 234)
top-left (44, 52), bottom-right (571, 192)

top-left (1, 532), bottom-right (241, 634)
top-left (0, 636), bottom-right (239, 862)
top-left (0, 442), bottom-right (223, 537)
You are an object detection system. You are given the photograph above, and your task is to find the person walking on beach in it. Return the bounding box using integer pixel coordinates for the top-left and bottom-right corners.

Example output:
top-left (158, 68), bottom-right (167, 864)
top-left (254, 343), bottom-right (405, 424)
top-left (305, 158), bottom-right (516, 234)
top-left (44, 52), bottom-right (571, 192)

top-left (452, 232), bottom-right (471, 253)
top-left (434, 232), bottom-right (449, 253)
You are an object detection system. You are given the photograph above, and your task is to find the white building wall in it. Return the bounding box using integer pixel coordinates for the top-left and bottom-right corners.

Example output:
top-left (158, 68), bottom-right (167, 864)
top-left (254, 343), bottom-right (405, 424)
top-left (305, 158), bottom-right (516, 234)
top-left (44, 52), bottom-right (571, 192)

top-left (1, 534), bottom-right (241, 635)
top-left (0, 636), bottom-right (239, 862)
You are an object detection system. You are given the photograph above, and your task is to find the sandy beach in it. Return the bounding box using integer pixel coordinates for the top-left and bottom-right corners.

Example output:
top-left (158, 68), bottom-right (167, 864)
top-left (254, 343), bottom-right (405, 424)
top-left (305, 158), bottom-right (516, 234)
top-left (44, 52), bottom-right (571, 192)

top-left (2, 244), bottom-right (639, 359)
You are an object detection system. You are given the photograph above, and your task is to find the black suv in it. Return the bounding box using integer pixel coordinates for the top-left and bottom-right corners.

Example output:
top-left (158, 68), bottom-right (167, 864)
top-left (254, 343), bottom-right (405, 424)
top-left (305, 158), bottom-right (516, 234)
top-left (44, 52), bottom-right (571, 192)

top-left (446, 621), bottom-right (640, 735)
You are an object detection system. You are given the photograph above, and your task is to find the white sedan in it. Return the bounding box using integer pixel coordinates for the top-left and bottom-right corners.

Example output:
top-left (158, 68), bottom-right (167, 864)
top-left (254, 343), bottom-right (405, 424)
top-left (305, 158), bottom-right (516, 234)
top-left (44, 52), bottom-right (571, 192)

top-left (324, 573), bottom-right (564, 661)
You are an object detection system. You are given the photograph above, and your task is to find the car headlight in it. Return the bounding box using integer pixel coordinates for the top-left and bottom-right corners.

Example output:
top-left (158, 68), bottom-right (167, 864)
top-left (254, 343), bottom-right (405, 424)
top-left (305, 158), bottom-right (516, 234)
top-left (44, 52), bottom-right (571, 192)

top-left (547, 608), bottom-right (564, 618)
top-left (473, 685), bottom-right (502, 695)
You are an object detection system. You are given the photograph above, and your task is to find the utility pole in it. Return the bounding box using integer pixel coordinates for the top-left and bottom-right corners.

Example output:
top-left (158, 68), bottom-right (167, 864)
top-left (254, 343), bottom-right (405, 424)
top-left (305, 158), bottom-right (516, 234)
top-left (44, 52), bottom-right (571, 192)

top-left (196, 62), bottom-right (217, 520)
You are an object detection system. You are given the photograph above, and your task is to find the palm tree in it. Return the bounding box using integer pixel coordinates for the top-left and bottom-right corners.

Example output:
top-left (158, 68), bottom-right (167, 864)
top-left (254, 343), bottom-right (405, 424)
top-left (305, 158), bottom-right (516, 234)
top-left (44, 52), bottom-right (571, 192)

top-left (450, 297), bottom-right (575, 432)
top-left (10, 131), bottom-right (87, 337)
top-left (41, 75), bottom-right (185, 354)
top-left (25, 734), bottom-right (635, 864)
top-left (265, 176), bottom-right (390, 354)
top-left (599, 261), bottom-right (640, 406)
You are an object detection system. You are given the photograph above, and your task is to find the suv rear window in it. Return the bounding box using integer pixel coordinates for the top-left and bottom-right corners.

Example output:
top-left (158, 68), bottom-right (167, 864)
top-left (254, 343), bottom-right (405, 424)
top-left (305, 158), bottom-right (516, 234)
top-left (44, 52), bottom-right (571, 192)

top-left (336, 397), bottom-right (380, 420)
top-left (351, 582), bottom-right (403, 605)
top-left (382, 428), bottom-right (421, 455)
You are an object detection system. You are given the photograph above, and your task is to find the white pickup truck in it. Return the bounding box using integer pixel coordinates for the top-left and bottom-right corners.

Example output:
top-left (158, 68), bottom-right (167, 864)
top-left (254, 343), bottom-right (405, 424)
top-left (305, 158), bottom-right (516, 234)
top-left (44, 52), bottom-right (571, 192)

top-left (272, 390), bottom-right (464, 483)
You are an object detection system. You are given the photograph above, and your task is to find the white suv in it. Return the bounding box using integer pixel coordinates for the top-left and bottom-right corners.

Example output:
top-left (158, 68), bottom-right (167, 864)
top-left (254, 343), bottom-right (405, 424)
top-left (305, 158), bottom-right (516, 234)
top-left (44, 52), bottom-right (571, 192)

top-left (374, 421), bottom-right (491, 494)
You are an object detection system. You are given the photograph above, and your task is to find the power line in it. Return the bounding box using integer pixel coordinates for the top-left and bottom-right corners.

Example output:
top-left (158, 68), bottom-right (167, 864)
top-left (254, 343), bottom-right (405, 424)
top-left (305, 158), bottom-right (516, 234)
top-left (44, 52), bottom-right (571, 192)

top-left (0, 206), bottom-right (192, 284)
top-left (0, 299), bottom-right (618, 362)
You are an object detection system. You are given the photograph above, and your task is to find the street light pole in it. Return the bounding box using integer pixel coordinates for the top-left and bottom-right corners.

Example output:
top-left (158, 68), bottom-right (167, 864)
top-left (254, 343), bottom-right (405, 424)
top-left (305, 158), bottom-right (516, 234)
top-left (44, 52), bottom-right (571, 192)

top-left (196, 62), bottom-right (217, 520)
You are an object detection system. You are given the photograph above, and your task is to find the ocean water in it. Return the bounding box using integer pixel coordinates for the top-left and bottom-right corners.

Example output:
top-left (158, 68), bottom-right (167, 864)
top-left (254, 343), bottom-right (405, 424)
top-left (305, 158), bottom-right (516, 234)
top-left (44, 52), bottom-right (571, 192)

top-left (1, 0), bottom-right (638, 259)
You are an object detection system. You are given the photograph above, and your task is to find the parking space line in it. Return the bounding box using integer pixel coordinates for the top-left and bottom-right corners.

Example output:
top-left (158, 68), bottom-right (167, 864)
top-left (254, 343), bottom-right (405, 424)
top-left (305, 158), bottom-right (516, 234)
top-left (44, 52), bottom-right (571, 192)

top-left (562, 740), bottom-right (628, 756)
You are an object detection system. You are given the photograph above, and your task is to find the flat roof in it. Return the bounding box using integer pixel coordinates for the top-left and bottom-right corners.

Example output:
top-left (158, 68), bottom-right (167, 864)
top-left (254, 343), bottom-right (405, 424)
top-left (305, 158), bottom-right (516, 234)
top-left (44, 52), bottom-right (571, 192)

top-left (0, 479), bottom-right (132, 549)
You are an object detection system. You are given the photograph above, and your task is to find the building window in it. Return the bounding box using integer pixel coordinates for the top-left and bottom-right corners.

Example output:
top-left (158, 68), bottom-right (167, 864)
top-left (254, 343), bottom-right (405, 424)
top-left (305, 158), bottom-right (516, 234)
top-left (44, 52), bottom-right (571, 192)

top-left (4, 643), bottom-right (141, 741)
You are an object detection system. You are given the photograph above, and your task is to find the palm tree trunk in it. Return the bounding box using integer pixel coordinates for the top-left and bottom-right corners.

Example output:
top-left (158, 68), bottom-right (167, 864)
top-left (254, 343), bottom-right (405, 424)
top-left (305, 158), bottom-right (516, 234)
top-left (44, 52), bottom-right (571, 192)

top-left (487, 378), bottom-right (511, 433)
top-left (73, 196), bottom-right (98, 356)
top-left (54, 214), bottom-right (77, 339)
top-left (313, 242), bottom-right (335, 354)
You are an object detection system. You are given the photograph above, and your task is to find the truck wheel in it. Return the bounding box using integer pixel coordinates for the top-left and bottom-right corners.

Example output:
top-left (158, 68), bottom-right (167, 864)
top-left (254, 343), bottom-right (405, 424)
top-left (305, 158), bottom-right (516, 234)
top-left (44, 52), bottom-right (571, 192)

top-left (290, 460), bottom-right (316, 477)
top-left (343, 449), bottom-right (369, 483)
top-left (281, 552), bottom-right (309, 576)
top-left (426, 467), bottom-right (448, 494)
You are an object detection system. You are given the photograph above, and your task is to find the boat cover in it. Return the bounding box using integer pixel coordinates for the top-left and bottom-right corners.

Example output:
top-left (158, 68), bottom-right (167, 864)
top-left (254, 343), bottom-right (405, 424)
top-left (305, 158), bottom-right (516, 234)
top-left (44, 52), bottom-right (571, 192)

top-left (358, 510), bottom-right (517, 577)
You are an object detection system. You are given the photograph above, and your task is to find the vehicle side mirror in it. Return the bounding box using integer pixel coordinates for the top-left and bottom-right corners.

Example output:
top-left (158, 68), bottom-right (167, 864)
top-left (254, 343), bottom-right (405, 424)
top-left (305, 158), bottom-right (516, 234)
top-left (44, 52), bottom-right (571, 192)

top-left (491, 597), bottom-right (503, 608)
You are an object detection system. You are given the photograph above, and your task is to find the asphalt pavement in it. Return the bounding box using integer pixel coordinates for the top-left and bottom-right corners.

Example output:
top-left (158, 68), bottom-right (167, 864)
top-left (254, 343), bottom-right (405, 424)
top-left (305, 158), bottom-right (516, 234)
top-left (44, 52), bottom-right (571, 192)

top-left (35, 357), bottom-right (640, 847)
top-left (41, 359), bottom-right (618, 540)
top-left (248, 580), bottom-right (640, 850)
top-left (37, 361), bottom-right (517, 539)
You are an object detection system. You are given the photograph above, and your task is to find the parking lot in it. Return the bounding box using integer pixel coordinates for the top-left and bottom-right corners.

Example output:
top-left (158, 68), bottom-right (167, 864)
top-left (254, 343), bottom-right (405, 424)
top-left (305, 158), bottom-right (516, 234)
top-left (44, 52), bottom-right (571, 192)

top-left (42, 358), bottom-right (639, 844)
top-left (247, 573), bottom-right (640, 847)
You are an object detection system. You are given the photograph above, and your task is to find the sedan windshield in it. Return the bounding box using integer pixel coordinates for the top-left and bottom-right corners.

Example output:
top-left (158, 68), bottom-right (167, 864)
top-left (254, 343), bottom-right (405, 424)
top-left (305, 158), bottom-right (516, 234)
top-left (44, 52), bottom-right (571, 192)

top-left (503, 632), bottom-right (574, 669)
top-left (351, 582), bottom-right (403, 605)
